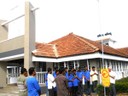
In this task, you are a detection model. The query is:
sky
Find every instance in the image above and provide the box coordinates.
[0,0,128,48]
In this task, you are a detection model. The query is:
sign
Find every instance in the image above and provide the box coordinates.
[101,69,110,87]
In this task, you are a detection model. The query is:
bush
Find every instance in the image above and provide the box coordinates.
[116,77,128,82]
[97,77,128,95]
[116,81,128,93]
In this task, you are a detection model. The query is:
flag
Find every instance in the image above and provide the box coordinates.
[101,68,110,87]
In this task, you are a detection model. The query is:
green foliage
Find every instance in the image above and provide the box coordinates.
[97,77,128,95]
[115,77,128,93]
[116,77,128,82]
[116,81,128,93]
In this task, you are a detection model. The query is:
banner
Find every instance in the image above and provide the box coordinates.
[101,69,110,87]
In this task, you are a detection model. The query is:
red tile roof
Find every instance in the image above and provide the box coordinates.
[116,47,128,56]
[33,43,57,58]
[33,33,127,58]
[76,35,126,57]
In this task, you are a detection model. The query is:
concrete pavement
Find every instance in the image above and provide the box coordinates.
[0,84,98,96]
[1,85,127,96]
[0,84,46,96]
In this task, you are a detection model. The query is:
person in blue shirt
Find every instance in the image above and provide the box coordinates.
[53,67,57,78]
[76,67,84,96]
[72,69,79,96]
[83,66,91,95]
[26,67,41,96]
[45,73,49,96]
[67,69,73,96]
[64,67,68,79]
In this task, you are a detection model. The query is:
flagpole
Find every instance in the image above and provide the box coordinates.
[97,0,106,95]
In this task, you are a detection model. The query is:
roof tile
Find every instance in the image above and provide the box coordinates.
[33,33,127,58]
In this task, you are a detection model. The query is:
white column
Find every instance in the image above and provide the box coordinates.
[121,62,123,72]
[64,62,66,68]
[12,68,14,77]
[119,62,121,72]
[77,61,80,68]
[73,61,76,69]
[116,62,118,71]
[87,59,89,70]
[105,60,107,68]
[109,61,112,68]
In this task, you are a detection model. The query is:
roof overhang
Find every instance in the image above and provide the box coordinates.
[1,52,127,62]
[32,52,128,62]
[0,54,24,61]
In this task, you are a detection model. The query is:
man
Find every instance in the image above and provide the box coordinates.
[90,66,98,93]
[53,69,59,96]
[67,69,73,96]
[55,68,69,96]
[17,67,28,96]
[108,66,116,96]
[47,67,56,96]
[64,67,68,79]
[72,69,79,96]
[26,67,41,96]
[76,67,84,96]
[83,66,91,95]
[45,72,49,96]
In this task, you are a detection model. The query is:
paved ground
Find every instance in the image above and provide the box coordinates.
[0,84,98,96]
[0,84,128,96]
[0,85,99,96]
[0,84,45,96]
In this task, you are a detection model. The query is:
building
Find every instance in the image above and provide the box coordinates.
[0,1,128,87]
[32,33,128,81]
[0,1,35,87]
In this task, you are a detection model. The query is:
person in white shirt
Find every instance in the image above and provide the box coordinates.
[108,66,116,96]
[90,66,98,93]
[47,67,56,96]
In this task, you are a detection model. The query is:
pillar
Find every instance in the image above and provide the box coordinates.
[24,1,35,70]
[0,62,7,87]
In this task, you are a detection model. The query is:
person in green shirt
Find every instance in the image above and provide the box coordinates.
[17,67,28,96]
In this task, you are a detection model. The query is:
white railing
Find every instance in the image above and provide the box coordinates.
[7,71,47,84]
[36,71,47,84]
[7,73,20,84]
[124,70,128,77]
[115,70,128,80]
[115,71,123,80]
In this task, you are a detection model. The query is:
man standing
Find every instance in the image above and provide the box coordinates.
[90,66,98,93]
[108,66,116,96]
[17,67,28,96]
[72,69,79,96]
[26,67,41,96]
[83,66,91,95]
[45,72,49,96]
[47,67,56,96]
[55,68,69,96]
[77,67,84,96]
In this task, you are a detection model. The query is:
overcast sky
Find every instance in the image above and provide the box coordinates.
[0,0,128,48]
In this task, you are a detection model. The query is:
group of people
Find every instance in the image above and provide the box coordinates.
[46,66,116,96]
[46,66,96,96]
[17,67,41,96]
[17,65,116,96]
